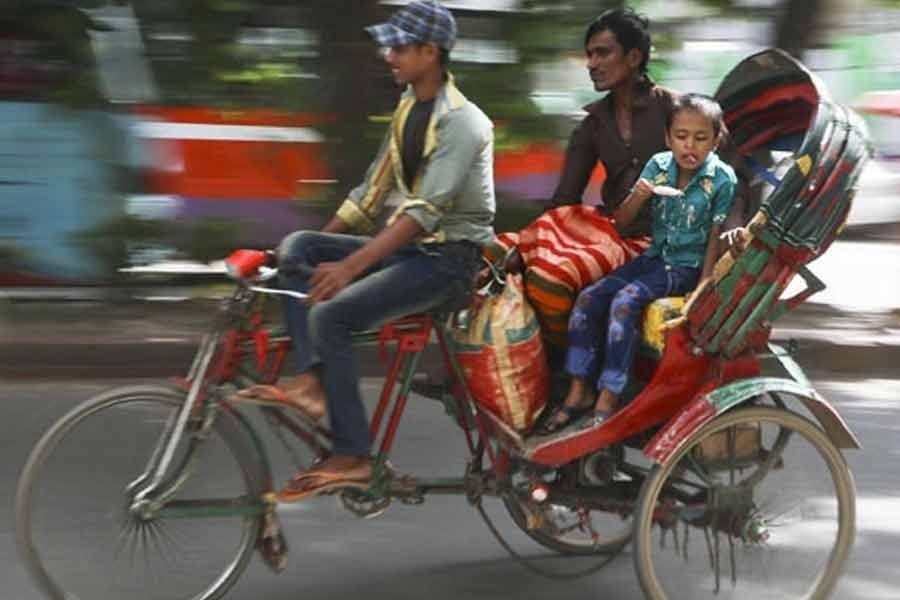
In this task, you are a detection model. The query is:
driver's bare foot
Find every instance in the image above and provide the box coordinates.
[307,455,372,479]
[276,455,373,502]
[235,372,326,419]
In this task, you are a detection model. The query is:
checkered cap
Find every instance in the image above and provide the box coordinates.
[365,1,457,51]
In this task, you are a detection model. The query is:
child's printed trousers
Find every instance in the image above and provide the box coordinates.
[565,254,700,395]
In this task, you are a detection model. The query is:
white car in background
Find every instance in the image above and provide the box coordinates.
[847,92,900,230]
[848,159,900,228]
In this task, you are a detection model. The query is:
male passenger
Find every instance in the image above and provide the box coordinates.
[549,7,680,236]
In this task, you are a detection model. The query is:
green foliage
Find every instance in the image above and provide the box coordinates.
[0,244,28,268]
[70,215,165,281]
[1,2,106,108]
[174,219,249,265]
[70,214,258,279]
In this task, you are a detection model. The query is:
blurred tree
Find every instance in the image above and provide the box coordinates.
[128,1,394,206]
[0,244,28,269]
[70,215,163,285]
[773,0,829,57]
[1,1,107,108]
[696,0,848,58]
[174,218,247,264]
[303,0,391,204]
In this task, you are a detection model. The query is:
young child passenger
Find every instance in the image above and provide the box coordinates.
[538,93,737,434]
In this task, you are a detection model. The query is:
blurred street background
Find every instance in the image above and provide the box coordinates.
[1,0,899,599]
[2,0,900,289]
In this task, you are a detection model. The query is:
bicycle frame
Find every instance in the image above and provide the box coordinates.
[126,286,278,519]
[128,326,223,513]
[123,272,516,523]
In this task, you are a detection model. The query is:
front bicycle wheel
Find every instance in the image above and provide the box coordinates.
[633,407,856,600]
[16,385,266,600]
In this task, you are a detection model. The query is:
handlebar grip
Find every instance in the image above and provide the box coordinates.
[224,249,271,279]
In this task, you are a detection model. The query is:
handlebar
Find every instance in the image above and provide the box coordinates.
[224,249,313,301]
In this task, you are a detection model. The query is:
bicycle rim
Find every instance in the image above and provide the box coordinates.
[633,407,856,600]
[16,385,265,600]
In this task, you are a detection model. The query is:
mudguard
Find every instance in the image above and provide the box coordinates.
[644,375,861,465]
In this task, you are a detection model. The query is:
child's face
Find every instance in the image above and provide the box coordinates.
[665,109,718,174]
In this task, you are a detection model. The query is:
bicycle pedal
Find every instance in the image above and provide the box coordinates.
[339,488,392,518]
[389,475,425,505]
[399,492,426,505]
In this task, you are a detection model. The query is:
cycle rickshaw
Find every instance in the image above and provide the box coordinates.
[16,48,870,600]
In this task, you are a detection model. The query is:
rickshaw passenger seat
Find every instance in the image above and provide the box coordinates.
[676,48,871,359]
[640,297,686,357]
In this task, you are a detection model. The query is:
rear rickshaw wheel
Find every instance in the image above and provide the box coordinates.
[632,407,856,600]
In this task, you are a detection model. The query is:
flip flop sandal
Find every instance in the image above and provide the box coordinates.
[276,469,371,503]
[230,385,325,420]
[535,403,593,435]
[578,409,614,431]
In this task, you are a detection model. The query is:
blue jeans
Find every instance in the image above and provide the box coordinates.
[276,231,480,456]
[565,254,700,396]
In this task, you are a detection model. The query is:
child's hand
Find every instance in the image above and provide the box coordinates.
[631,178,655,202]
[652,185,683,197]
[719,227,749,257]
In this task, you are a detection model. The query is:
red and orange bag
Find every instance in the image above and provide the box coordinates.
[452,271,549,432]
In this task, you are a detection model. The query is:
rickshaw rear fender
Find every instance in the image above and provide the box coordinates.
[644,376,861,465]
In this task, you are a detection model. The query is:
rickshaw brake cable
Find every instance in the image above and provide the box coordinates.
[473,497,622,580]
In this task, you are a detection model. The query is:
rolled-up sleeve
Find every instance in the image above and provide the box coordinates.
[336,131,395,234]
[395,110,490,233]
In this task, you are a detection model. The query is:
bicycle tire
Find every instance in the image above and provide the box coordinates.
[632,406,856,600]
[16,384,267,600]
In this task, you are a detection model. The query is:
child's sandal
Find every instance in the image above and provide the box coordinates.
[579,409,614,430]
[536,403,592,435]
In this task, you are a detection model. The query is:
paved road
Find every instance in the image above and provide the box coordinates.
[1,373,899,600]
[789,240,900,310]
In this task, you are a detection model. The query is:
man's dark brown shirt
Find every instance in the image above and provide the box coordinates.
[550,79,679,238]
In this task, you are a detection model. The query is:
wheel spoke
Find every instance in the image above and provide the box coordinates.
[502,450,640,556]
[16,386,266,600]
[634,407,856,600]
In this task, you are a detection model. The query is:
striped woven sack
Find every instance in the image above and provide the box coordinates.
[486,206,650,347]
[452,273,549,432]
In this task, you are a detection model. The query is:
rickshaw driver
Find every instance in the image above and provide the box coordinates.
[234,0,495,501]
